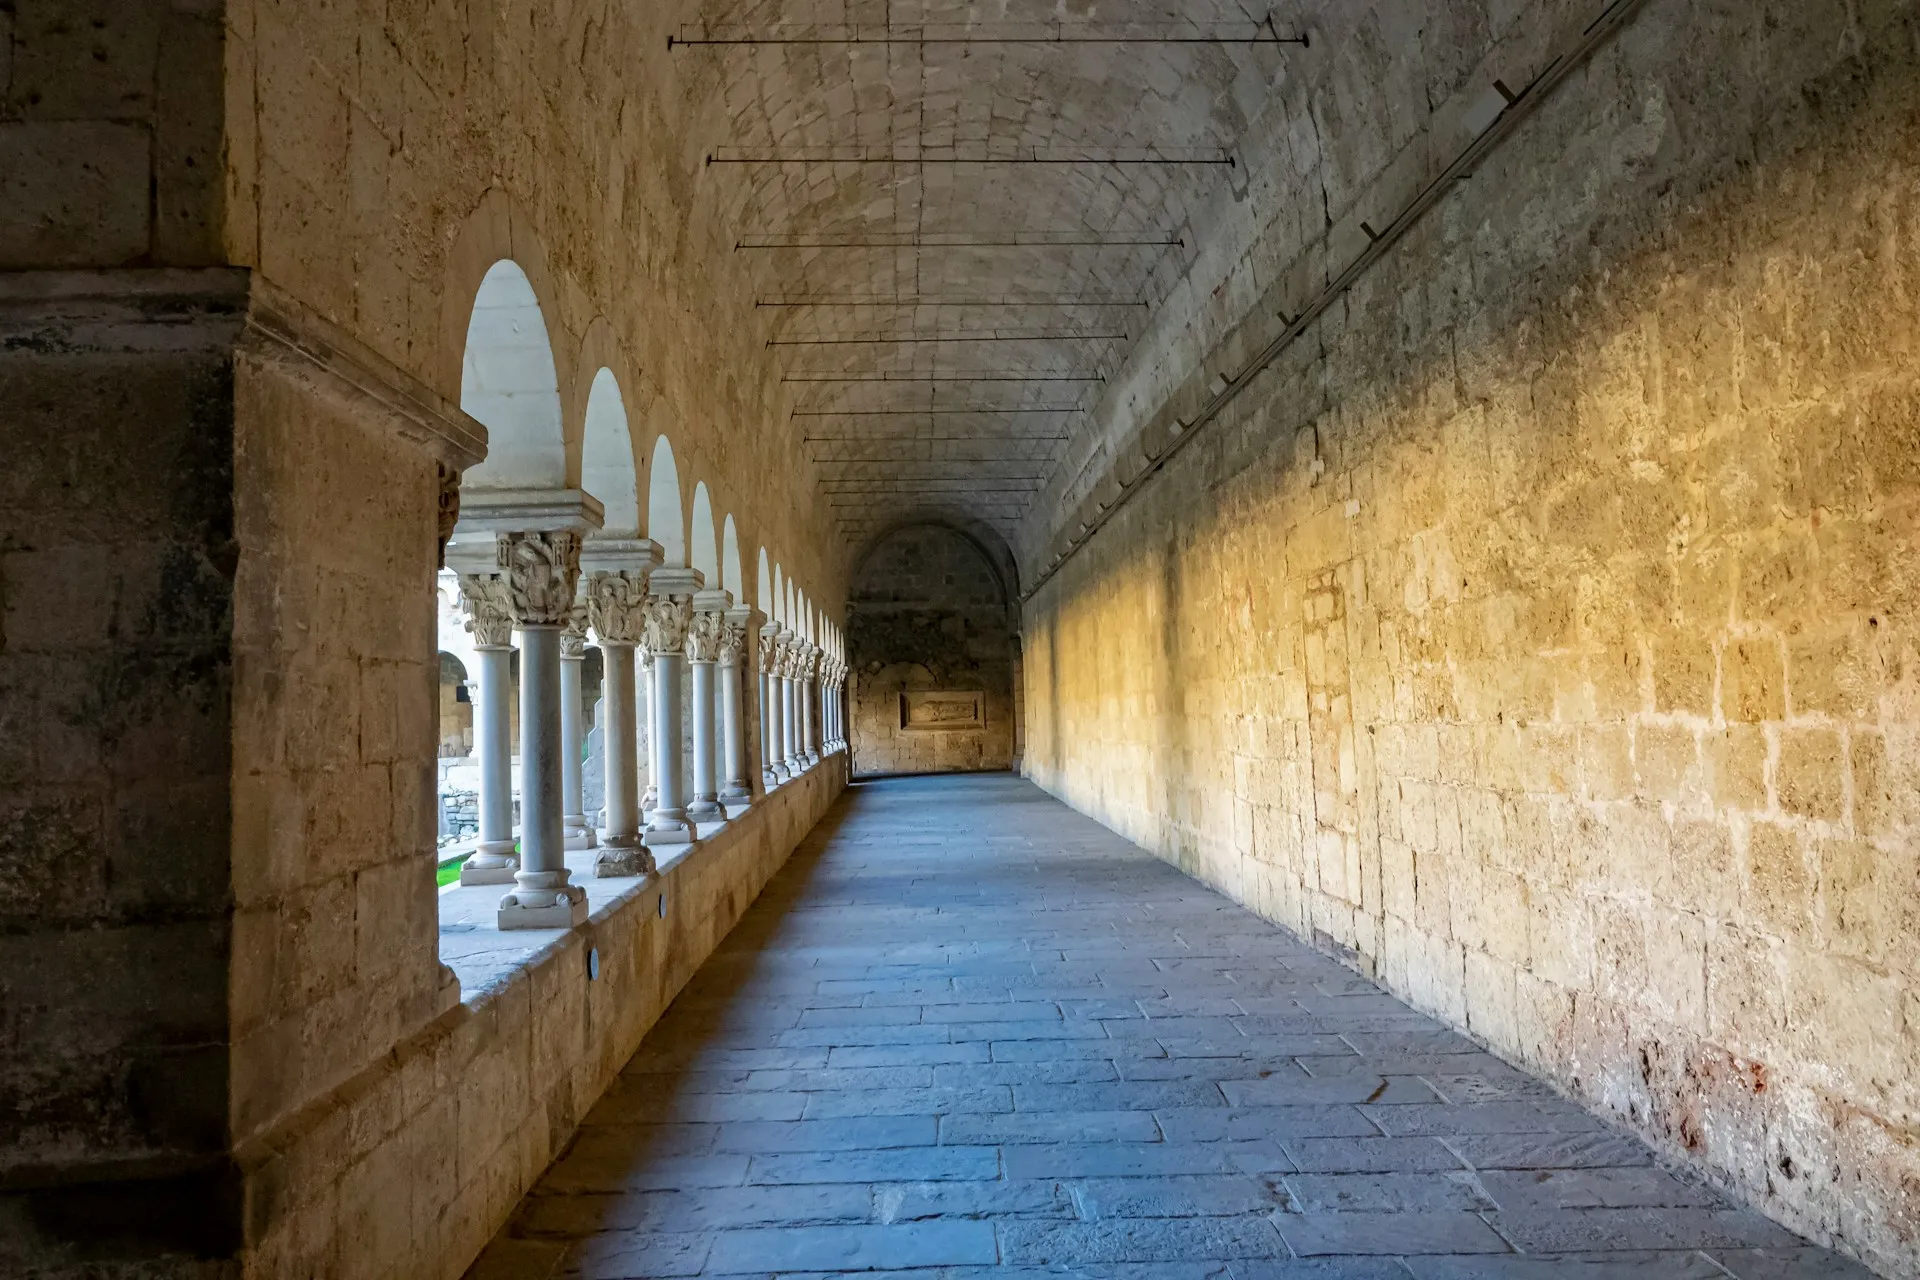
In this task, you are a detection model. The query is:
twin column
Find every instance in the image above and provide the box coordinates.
[465,531,591,929]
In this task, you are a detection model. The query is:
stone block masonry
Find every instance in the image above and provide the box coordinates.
[1019,1,1920,1274]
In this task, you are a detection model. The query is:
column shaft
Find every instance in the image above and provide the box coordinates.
[560,645,593,848]
[595,642,652,876]
[687,657,724,822]
[641,654,658,816]
[647,651,696,842]
[721,658,751,805]
[463,643,518,884]
[782,673,800,773]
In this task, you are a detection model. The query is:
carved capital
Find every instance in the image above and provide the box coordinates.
[718,618,750,667]
[586,572,648,646]
[641,594,694,656]
[436,464,461,569]
[499,530,582,627]
[560,605,589,658]
[757,630,780,672]
[458,574,515,648]
[685,610,726,663]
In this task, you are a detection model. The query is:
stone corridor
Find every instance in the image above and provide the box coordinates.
[466,775,1862,1279]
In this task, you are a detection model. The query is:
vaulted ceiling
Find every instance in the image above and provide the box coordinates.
[672,1,1305,567]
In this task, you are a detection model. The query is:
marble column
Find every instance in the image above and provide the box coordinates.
[685,608,727,825]
[498,531,589,929]
[560,607,595,850]
[457,575,518,885]
[780,631,802,775]
[834,661,846,749]
[587,571,653,877]
[719,609,758,811]
[802,644,821,765]
[825,659,840,749]
[643,591,697,844]
[640,650,657,816]
[760,626,786,786]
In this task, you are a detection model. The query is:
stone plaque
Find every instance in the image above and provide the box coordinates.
[901,690,985,731]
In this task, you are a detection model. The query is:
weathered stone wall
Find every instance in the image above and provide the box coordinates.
[226,333,460,1179]
[0,275,242,1276]
[0,1,226,269]
[1021,1,1920,1274]
[849,524,1015,777]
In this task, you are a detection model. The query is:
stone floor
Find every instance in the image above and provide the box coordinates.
[466,773,1869,1279]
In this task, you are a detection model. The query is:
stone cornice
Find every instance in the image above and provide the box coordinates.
[0,268,488,471]
[240,276,487,470]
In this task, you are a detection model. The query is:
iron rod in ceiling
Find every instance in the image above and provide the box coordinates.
[707,152,1233,166]
[737,237,1177,249]
[770,333,1126,346]
[803,434,1070,440]
[789,407,1083,416]
[758,297,1146,308]
[782,374,1100,383]
[670,25,1305,47]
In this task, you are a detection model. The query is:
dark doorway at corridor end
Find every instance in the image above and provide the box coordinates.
[847,523,1020,777]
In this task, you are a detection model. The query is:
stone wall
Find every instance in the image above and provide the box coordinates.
[0,1,225,270]
[849,524,1016,777]
[1020,1,1920,1274]
[0,272,243,1277]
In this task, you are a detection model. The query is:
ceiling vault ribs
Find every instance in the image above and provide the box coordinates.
[687,2,1305,555]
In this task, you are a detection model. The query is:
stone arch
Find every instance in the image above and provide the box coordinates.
[582,367,640,535]
[647,435,687,566]
[722,516,745,600]
[690,482,720,586]
[459,260,566,490]
[438,190,573,454]
[757,547,773,616]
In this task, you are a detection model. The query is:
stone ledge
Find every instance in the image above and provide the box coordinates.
[236,752,848,1279]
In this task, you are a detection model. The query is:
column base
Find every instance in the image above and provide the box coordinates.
[564,824,597,850]
[594,839,656,878]
[459,846,518,885]
[687,795,726,823]
[645,810,699,845]
[497,882,589,929]
[722,796,754,820]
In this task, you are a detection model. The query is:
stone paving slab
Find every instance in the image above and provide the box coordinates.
[465,774,1874,1280]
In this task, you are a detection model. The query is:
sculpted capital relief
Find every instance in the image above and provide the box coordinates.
[685,610,726,663]
[586,573,648,646]
[641,594,694,656]
[458,574,515,648]
[757,630,780,673]
[718,618,749,667]
[499,530,583,627]
[560,604,590,658]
